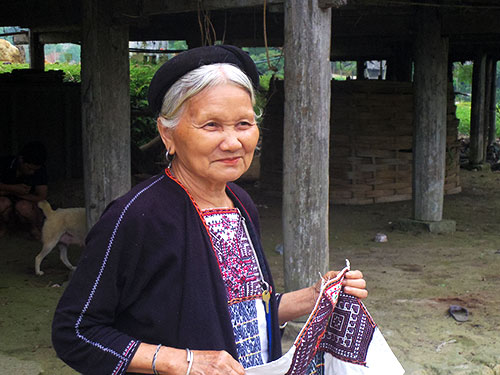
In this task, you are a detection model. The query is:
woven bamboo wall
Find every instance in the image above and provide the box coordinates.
[259,79,461,204]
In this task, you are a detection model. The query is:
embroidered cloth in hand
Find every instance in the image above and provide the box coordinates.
[245,261,405,375]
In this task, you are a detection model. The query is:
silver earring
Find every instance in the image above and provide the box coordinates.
[165,149,174,168]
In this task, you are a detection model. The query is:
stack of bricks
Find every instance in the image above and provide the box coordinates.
[330,80,461,204]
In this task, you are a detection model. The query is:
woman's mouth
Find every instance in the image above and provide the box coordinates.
[218,157,241,165]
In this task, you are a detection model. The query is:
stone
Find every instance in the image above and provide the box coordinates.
[393,218,456,233]
[493,364,500,375]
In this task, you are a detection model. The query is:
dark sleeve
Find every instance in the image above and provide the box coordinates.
[32,165,48,186]
[52,199,144,375]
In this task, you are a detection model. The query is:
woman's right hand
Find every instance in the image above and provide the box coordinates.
[185,349,245,375]
[127,344,245,375]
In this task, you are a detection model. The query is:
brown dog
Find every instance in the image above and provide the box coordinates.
[35,201,86,276]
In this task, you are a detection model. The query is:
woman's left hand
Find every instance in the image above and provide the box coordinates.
[342,270,368,299]
[314,270,368,300]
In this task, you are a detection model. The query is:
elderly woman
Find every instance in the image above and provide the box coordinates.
[52,45,367,375]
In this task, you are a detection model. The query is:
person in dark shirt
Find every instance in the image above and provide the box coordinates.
[0,141,48,239]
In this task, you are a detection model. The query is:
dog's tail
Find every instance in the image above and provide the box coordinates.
[37,200,55,218]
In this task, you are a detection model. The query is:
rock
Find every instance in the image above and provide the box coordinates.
[275,243,283,255]
[373,233,388,242]
[493,364,500,375]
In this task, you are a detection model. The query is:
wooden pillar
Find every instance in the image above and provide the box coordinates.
[356,60,366,80]
[29,31,44,70]
[82,0,131,228]
[412,8,449,222]
[387,46,412,81]
[469,52,487,166]
[484,58,494,158]
[487,59,497,146]
[283,0,331,292]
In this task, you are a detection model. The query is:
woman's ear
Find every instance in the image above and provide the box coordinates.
[157,118,175,154]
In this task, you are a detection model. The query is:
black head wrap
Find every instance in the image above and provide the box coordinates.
[147,45,260,116]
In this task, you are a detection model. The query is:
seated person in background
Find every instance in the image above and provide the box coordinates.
[0,141,48,239]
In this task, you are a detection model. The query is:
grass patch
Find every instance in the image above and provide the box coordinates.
[456,101,500,138]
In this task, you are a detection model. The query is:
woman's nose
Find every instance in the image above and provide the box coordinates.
[220,130,243,151]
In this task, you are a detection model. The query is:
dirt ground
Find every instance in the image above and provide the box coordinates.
[1,169,499,374]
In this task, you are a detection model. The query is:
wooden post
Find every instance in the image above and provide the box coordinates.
[283,0,331,292]
[356,60,366,80]
[81,0,131,228]
[412,8,448,222]
[387,47,412,81]
[29,31,44,71]
[469,52,487,166]
[487,59,497,146]
[484,58,494,159]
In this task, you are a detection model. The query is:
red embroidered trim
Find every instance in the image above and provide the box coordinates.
[164,168,224,277]
[202,207,239,216]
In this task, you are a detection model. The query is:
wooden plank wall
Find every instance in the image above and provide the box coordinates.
[0,70,82,181]
[260,79,461,204]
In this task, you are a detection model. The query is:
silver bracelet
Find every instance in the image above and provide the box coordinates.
[186,348,194,375]
[152,344,162,375]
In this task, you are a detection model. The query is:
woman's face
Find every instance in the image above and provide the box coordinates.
[159,83,259,188]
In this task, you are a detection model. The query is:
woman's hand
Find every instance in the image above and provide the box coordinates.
[342,270,368,299]
[312,270,368,302]
[127,344,245,375]
[187,350,245,375]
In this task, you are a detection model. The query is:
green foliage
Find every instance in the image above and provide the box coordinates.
[129,63,162,146]
[0,62,29,73]
[46,63,81,82]
[456,101,500,137]
[456,102,471,135]
[453,62,473,101]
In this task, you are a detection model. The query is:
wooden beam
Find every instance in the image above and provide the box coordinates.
[412,8,449,222]
[283,0,331,292]
[140,0,283,15]
[469,52,487,166]
[81,0,131,228]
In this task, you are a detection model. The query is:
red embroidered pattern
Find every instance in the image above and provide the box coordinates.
[202,209,263,305]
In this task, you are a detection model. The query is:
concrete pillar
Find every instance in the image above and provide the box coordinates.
[469,52,487,166]
[412,8,449,223]
[283,0,331,292]
[81,0,131,228]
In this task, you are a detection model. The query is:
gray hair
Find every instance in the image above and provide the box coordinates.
[158,63,258,129]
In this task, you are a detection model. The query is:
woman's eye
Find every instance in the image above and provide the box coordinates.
[238,121,254,127]
[202,122,218,129]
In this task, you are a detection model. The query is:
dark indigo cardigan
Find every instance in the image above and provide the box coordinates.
[52,171,282,375]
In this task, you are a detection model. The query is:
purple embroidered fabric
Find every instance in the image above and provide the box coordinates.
[319,291,376,366]
[202,209,263,304]
[285,272,345,375]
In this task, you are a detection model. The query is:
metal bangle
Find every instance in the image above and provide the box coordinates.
[186,348,194,375]
[152,343,162,375]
